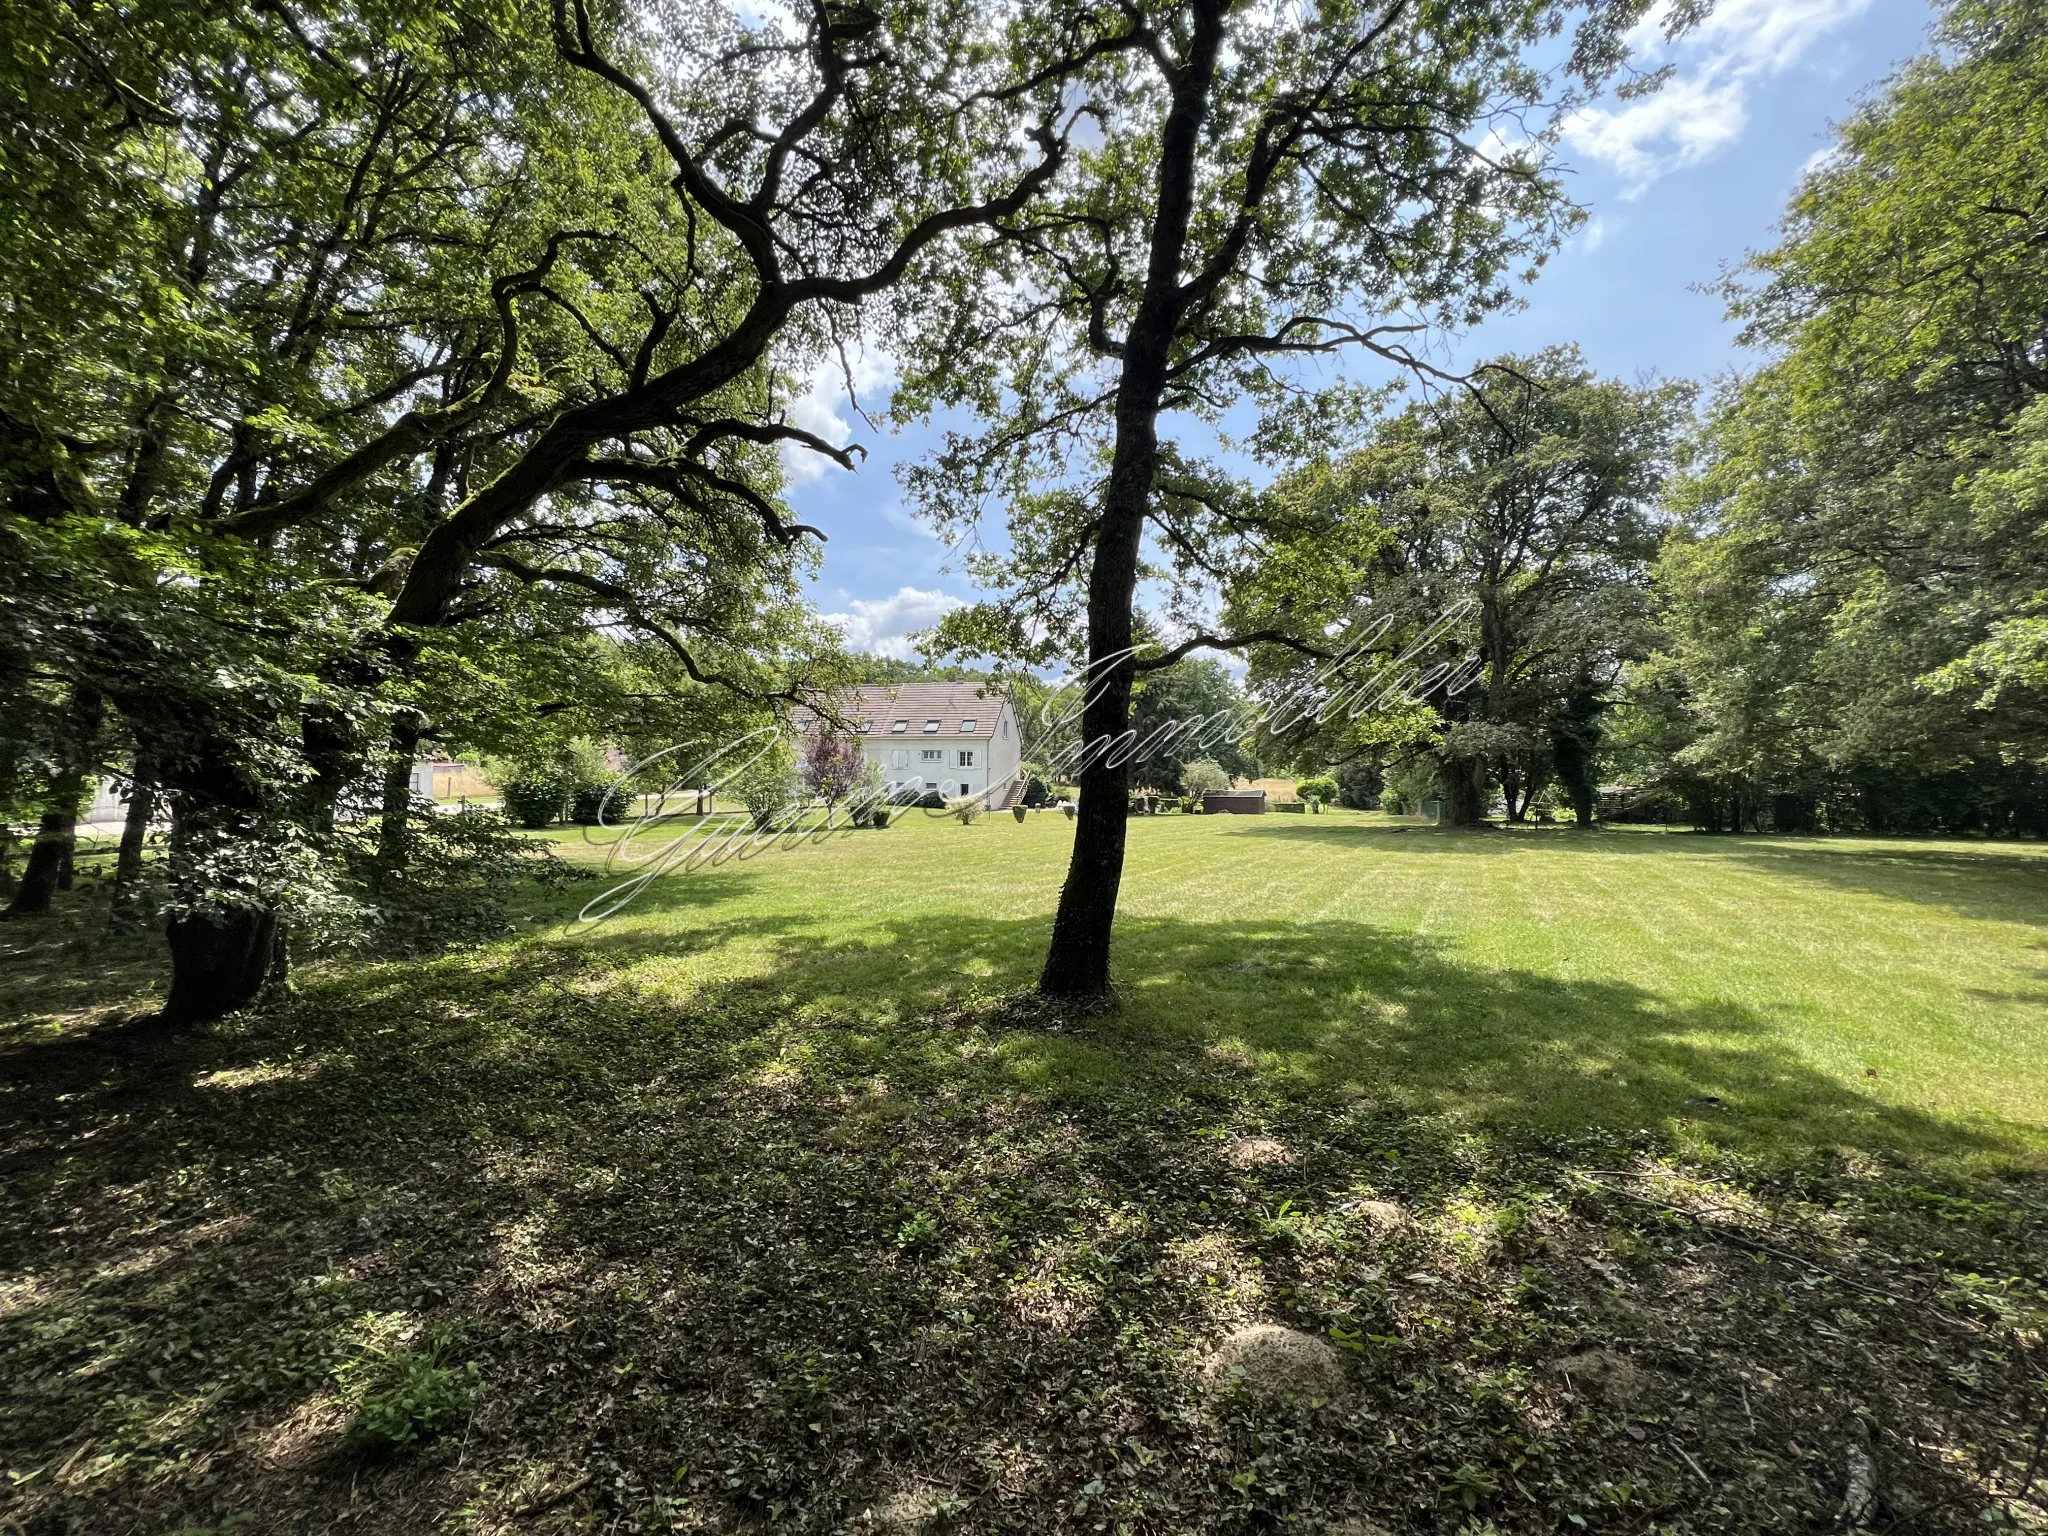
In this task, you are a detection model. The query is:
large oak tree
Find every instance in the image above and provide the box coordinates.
[900,0,1687,994]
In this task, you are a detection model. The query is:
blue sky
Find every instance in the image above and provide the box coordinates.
[785,0,1936,659]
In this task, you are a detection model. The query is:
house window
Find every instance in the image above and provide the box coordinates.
[959,718,977,733]
[856,718,870,732]
[957,749,976,768]
[920,748,942,763]
[923,718,941,733]
[891,750,908,768]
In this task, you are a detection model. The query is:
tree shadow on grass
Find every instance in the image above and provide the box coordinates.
[557,908,2035,1170]
[1229,818,2048,932]
[1,906,2042,1534]
[1220,819,1818,870]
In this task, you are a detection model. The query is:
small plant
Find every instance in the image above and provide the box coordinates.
[1445,1463,1500,1512]
[343,1327,480,1454]
[1253,1197,1307,1246]
[952,800,981,825]
[895,1210,940,1255]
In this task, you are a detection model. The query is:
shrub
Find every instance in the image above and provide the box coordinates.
[1334,760,1383,809]
[1021,777,1052,808]
[725,739,803,830]
[570,778,626,825]
[953,800,981,825]
[1296,775,1338,807]
[499,775,569,829]
[1180,759,1230,796]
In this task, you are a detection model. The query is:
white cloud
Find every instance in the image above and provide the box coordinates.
[1582,215,1610,252]
[821,585,964,659]
[779,351,897,485]
[1564,0,1870,192]
[1795,143,1846,181]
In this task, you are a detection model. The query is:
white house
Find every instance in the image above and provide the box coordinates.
[802,682,1023,807]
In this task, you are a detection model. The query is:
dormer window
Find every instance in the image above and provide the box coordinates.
[958,718,977,734]
[856,718,870,732]
[890,719,908,734]
[923,718,941,733]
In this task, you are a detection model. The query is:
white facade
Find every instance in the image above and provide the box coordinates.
[822,684,1023,807]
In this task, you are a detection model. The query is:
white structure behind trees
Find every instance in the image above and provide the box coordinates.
[799,683,1023,807]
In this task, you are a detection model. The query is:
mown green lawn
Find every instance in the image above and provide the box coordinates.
[3,812,2045,1533]
[536,807,2048,1171]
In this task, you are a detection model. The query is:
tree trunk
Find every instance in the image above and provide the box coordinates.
[6,807,80,915]
[1501,764,1527,822]
[162,905,280,1024]
[154,737,280,1025]
[1036,0,1226,999]
[3,686,102,917]
[1436,754,1490,827]
[377,717,423,865]
[1547,694,1601,828]
[108,769,158,924]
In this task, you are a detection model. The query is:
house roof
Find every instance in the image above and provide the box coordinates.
[795,682,1012,740]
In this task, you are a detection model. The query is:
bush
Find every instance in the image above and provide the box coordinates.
[1021,776,1052,808]
[1335,760,1383,809]
[569,778,627,825]
[952,800,981,825]
[499,775,569,829]
[1296,775,1338,808]
[725,739,803,830]
[1180,759,1230,796]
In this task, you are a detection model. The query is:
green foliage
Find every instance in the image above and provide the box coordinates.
[499,776,570,830]
[341,1326,480,1455]
[570,779,626,826]
[1179,759,1230,796]
[1238,347,1686,827]
[340,800,580,955]
[1333,760,1384,810]
[1128,660,1259,793]
[725,736,802,831]
[1296,776,1338,806]
[2,0,1063,1009]
[1649,0,2048,823]
[1382,758,1440,816]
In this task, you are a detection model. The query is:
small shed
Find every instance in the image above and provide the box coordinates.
[1202,789,1268,815]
